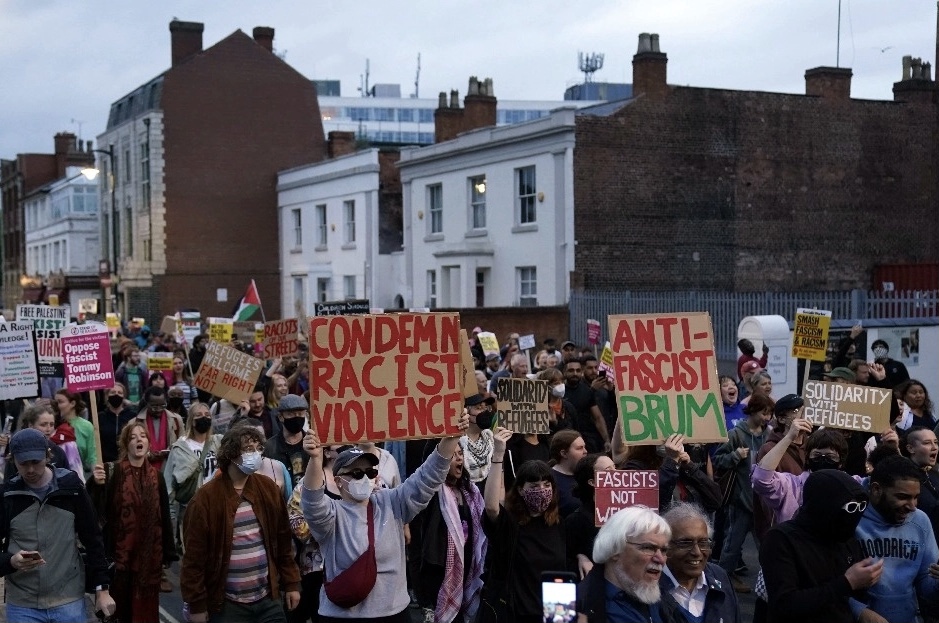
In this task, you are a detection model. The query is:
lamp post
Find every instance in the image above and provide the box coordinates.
[81,145,116,318]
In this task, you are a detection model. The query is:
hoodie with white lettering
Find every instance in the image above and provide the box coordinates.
[852,505,939,622]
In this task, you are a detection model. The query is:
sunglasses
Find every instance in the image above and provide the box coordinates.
[339,468,378,481]
[841,500,868,514]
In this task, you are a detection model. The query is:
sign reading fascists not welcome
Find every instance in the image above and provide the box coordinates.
[802,380,892,433]
[494,378,549,434]
[310,313,464,444]
[61,322,115,393]
[594,470,660,525]
[193,340,264,404]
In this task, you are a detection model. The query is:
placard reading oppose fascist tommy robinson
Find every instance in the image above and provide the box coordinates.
[802,380,892,433]
[61,322,115,393]
[608,312,726,444]
[494,378,550,434]
[309,313,464,444]
[193,340,264,404]
[594,470,659,525]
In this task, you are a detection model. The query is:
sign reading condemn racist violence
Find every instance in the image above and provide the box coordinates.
[193,340,264,404]
[0,322,40,400]
[17,304,70,378]
[262,318,299,359]
[310,313,463,444]
[791,308,832,361]
[494,378,550,434]
[802,380,892,433]
[594,470,659,525]
[608,313,725,444]
[61,322,115,393]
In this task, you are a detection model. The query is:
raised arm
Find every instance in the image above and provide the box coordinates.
[758,418,811,472]
[485,427,513,521]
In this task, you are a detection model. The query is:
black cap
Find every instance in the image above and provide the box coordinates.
[332,448,379,475]
[465,393,495,407]
[774,394,804,414]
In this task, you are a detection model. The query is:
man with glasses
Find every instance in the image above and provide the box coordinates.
[659,502,739,623]
[576,506,673,622]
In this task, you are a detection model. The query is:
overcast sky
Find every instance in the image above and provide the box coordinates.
[2,0,937,156]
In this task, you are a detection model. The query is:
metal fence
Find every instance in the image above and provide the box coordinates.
[569,289,939,361]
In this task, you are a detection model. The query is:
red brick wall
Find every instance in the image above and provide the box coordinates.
[160,30,326,319]
[573,86,939,292]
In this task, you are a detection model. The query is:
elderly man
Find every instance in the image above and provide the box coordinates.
[576,506,675,622]
[660,503,739,623]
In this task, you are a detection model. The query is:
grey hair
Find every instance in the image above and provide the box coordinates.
[663,501,713,537]
[749,371,772,386]
[592,506,671,564]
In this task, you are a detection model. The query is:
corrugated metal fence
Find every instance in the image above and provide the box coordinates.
[569,289,939,360]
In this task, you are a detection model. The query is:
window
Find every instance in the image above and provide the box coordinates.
[291,209,302,248]
[316,278,330,302]
[428,184,443,234]
[140,142,150,208]
[475,269,486,307]
[114,211,121,262]
[397,109,414,122]
[517,166,536,224]
[315,204,327,247]
[343,275,356,300]
[293,277,305,314]
[518,267,537,307]
[469,176,486,229]
[427,270,437,308]
[125,206,133,257]
[123,148,131,185]
[343,200,355,244]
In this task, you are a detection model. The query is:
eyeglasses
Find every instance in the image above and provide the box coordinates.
[148,404,166,411]
[669,538,714,552]
[625,541,669,557]
[841,500,868,514]
[809,452,840,461]
[339,467,378,481]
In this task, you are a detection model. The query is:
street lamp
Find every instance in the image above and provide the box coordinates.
[81,144,116,316]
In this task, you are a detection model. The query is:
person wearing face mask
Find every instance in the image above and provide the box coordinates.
[99,384,136,463]
[459,393,497,487]
[181,424,302,623]
[537,368,574,434]
[869,339,911,390]
[135,386,184,470]
[759,469,880,623]
[164,401,222,554]
[481,427,567,623]
[299,410,469,621]
[264,394,312,489]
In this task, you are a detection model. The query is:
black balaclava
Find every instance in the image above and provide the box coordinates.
[794,469,868,541]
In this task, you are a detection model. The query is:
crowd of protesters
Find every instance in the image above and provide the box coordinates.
[0,319,936,623]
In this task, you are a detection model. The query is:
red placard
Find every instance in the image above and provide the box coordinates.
[61,322,115,393]
[594,470,659,526]
[586,319,601,345]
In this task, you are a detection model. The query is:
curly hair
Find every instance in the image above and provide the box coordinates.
[217,421,265,471]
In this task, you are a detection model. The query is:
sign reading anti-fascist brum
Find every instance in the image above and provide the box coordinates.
[802,380,892,433]
[310,313,464,444]
[193,340,264,404]
[608,313,726,444]
[791,308,832,361]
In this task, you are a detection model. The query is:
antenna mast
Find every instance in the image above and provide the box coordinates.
[836,0,842,67]
[413,53,421,99]
[358,58,371,97]
[578,52,605,85]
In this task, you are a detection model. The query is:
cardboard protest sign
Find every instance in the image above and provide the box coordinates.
[608,313,725,444]
[160,315,180,338]
[587,319,602,345]
[146,351,174,385]
[460,329,478,398]
[476,332,500,357]
[309,313,463,444]
[494,378,550,434]
[314,300,371,316]
[193,340,264,404]
[254,323,264,345]
[262,318,299,359]
[802,380,892,433]
[16,304,70,378]
[518,334,536,351]
[0,322,40,400]
[791,308,832,361]
[178,311,201,346]
[594,470,660,525]
[61,322,115,392]
[208,317,234,343]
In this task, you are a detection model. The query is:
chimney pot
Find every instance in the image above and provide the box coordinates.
[438,92,447,108]
[449,89,459,108]
[650,33,660,53]
[924,61,932,81]
[468,76,479,96]
[252,26,275,52]
[484,77,494,96]
[637,33,652,53]
[632,34,668,99]
[169,20,204,67]
[903,55,913,80]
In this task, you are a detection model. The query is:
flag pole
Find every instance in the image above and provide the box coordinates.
[254,279,267,323]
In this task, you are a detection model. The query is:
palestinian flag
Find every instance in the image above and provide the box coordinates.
[231,280,261,321]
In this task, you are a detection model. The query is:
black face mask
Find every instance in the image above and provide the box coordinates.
[807,456,840,472]
[473,411,493,431]
[193,418,212,434]
[167,398,185,413]
[107,395,124,408]
[282,416,306,435]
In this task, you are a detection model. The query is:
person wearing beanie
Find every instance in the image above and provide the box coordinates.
[760,469,880,623]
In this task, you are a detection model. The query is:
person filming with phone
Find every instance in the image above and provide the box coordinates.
[0,428,116,622]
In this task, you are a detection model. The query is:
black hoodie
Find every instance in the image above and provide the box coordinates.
[760,470,869,623]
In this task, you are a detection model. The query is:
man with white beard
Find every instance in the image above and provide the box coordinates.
[576,506,676,622]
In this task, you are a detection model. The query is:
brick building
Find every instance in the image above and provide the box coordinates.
[1,133,95,312]
[573,33,939,292]
[95,20,325,323]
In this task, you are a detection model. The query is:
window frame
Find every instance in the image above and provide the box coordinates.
[469,176,486,230]
[428,184,443,235]
[518,266,537,307]
[516,166,537,225]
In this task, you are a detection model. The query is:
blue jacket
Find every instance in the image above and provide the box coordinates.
[577,564,678,623]
[660,562,739,623]
[853,505,939,622]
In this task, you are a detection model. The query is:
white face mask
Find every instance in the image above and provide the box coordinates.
[237,451,262,475]
[343,475,373,501]
[551,384,566,398]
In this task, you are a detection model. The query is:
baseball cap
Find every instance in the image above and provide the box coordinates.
[774,394,804,414]
[332,448,379,475]
[465,393,496,407]
[278,394,309,412]
[561,340,576,349]
[740,361,762,375]
[10,428,49,463]
[824,367,856,382]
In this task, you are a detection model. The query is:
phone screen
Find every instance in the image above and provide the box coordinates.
[542,573,577,623]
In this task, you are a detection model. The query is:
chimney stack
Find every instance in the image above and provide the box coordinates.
[632,33,668,99]
[892,54,936,104]
[434,78,496,143]
[253,26,274,52]
[53,132,77,158]
[327,131,356,158]
[170,20,204,67]
[804,66,853,100]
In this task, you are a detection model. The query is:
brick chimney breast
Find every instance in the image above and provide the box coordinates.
[632,33,668,99]
[253,26,275,52]
[170,20,204,67]
[805,66,853,100]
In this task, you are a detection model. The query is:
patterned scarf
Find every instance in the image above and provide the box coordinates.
[110,460,163,590]
[436,478,487,623]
